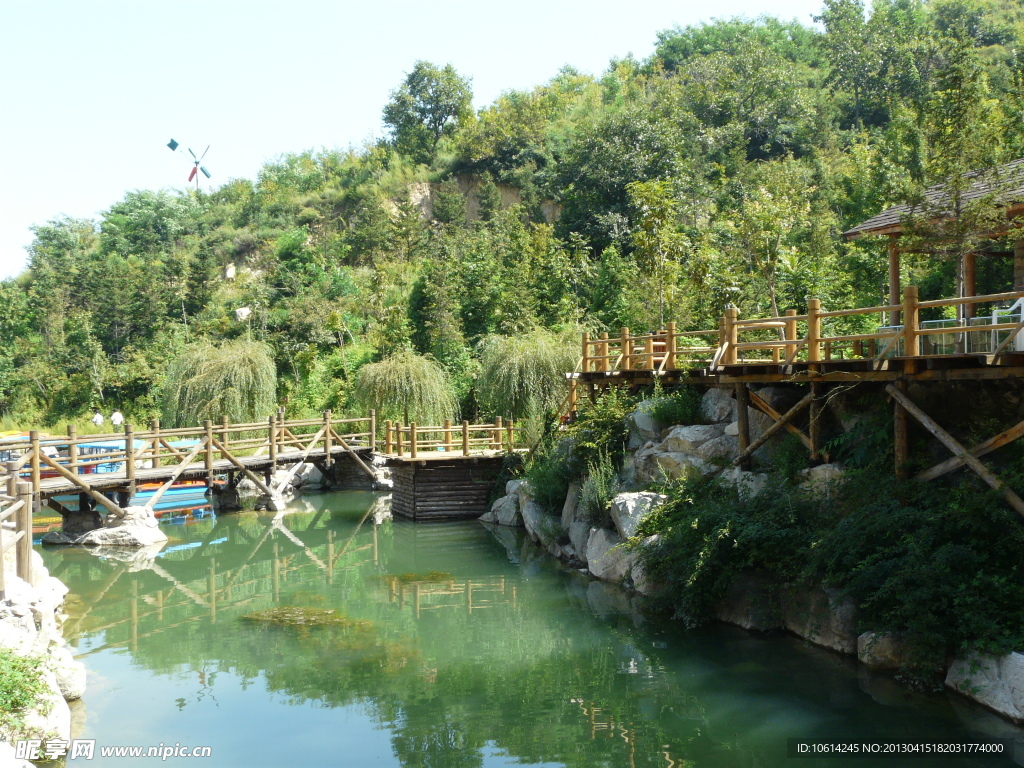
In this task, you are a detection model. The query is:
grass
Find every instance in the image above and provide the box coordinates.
[0,649,51,739]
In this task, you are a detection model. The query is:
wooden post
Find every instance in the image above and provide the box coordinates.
[29,431,40,506]
[809,382,822,463]
[621,328,631,371]
[385,421,393,453]
[149,419,160,469]
[462,421,470,456]
[784,309,797,357]
[964,252,977,321]
[7,461,18,500]
[643,335,654,370]
[204,420,214,483]
[67,425,79,475]
[903,286,920,358]
[724,307,739,365]
[16,481,32,583]
[666,321,677,370]
[443,419,452,452]
[599,332,609,372]
[369,409,376,452]
[735,384,751,470]
[396,423,404,457]
[581,331,591,373]
[506,419,514,451]
[806,299,822,363]
[493,417,502,450]
[124,423,135,492]
[888,235,901,327]
[410,423,418,459]
[323,410,333,467]
[569,379,578,415]
[269,416,278,462]
[1015,239,1024,290]
[894,380,909,480]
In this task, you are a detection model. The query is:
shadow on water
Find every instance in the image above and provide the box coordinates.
[40,490,1024,768]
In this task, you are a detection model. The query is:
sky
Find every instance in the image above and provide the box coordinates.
[0,0,825,280]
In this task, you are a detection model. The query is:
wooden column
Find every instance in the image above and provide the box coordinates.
[903,286,920,358]
[1015,239,1024,289]
[385,421,393,453]
[599,333,609,372]
[268,416,278,462]
[369,409,377,451]
[149,419,160,469]
[409,423,418,459]
[67,425,79,475]
[888,235,901,327]
[724,307,739,365]
[443,419,453,452]
[666,321,677,370]
[323,410,333,467]
[735,384,751,471]
[807,299,822,363]
[785,309,797,361]
[894,380,909,480]
[581,332,591,373]
[621,328,631,371]
[124,423,135,493]
[16,481,32,583]
[494,417,502,450]
[29,431,40,508]
[462,421,470,456]
[963,252,977,321]
[204,420,214,483]
[506,419,514,450]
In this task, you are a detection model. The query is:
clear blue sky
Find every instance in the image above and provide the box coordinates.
[0,0,825,279]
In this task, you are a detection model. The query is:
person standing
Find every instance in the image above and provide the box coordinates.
[91,408,104,428]
[111,409,124,431]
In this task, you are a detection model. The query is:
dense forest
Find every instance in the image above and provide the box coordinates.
[3,0,1024,430]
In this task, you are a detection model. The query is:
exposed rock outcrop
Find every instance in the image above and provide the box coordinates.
[946,652,1024,723]
[608,492,666,540]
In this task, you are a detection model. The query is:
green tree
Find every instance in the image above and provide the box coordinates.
[355,350,457,424]
[383,61,473,165]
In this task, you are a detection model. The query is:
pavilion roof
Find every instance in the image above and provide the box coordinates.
[843,158,1024,239]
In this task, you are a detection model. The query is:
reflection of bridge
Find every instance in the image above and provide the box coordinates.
[384,574,516,619]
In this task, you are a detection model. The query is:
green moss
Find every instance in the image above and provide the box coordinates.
[240,607,373,630]
[0,649,51,738]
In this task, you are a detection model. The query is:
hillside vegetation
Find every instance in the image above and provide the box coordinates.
[3,0,1024,428]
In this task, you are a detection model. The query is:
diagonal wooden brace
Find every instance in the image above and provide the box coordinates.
[915,418,1024,482]
[733,392,814,467]
[886,384,1024,517]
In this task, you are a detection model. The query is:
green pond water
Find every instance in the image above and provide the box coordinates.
[39,491,1024,767]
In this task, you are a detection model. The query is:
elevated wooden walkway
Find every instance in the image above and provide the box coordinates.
[566,286,1024,516]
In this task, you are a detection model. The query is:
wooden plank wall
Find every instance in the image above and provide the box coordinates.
[391,459,503,521]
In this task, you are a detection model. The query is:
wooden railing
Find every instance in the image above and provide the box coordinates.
[382,419,519,458]
[0,471,32,597]
[0,410,380,515]
[578,287,1024,374]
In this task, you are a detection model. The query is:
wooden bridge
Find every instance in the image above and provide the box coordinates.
[568,286,1024,515]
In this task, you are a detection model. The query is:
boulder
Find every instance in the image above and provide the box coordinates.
[608,492,666,540]
[782,585,857,654]
[629,400,663,442]
[505,479,525,497]
[714,571,782,631]
[695,434,739,462]
[717,467,769,500]
[858,632,910,670]
[634,447,716,485]
[561,482,580,531]
[480,494,521,527]
[946,652,1024,723]
[657,424,725,453]
[587,528,637,583]
[630,535,661,595]
[724,421,740,437]
[798,464,846,498]
[51,645,86,701]
[295,463,328,488]
[701,387,735,423]
[568,521,591,564]
[520,501,561,548]
[77,506,168,548]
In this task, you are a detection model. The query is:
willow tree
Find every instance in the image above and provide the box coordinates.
[355,350,457,424]
[161,340,276,427]
[476,328,578,422]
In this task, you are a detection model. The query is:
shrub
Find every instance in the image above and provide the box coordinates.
[0,649,50,738]
[647,383,702,427]
[355,350,458,425]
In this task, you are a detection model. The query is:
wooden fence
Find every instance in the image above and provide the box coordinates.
[0,475,32,597]
[382,419,519,459]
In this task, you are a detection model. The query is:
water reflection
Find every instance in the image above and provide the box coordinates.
[40,491,1024,768]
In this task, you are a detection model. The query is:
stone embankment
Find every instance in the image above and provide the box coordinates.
[480,385,1024,724]
[0,546,87,766]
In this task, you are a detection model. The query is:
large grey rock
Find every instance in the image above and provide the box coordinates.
[568,521,591,564]
[695,434,739,462]
[609,492,666,540]
[51,645,86,701]
[561,482,580,531]
[634,445,716,484]
[630,535,661,595]
[717,467,769,500]
[520,501,561,548]
[714,571,782,631]
[946,652,1024,723]
[629,400,663,442]
[798,464,846,498]
[505,479,525,496]
[587,528,637,583]
[724,421,740,436]
[480,494,522,527]
[701,387,735,423]
[78,506,168,547]
[782,585,857,654]
[858,632,910,670]
[658,424,725,453]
